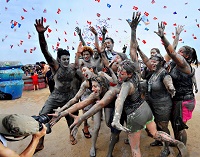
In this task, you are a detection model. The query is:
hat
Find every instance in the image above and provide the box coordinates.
[0,114,39,136]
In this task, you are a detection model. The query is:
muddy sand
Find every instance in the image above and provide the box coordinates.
[0,67,200,157]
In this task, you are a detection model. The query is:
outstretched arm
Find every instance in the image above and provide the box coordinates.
[112,82,132,132]
[75,27,86,46]
[70,87,119,136]
[34,17,58,71]
[49,92,98,127]
[0,124,46,157]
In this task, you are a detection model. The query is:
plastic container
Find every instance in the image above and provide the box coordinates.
[0,80,24,99]
[0,68,24,81]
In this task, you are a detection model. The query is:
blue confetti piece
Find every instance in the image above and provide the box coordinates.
[18,23,21,28]
[120,4,123,8]
[144,27,149,31]
[107,3,111,8]
[173,11,177,14]
[11,23,15,28]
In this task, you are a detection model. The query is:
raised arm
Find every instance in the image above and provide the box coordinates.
[89,26,99,49]
[34,17,58,71]
[101,26,107,44]
[75,42,83,69]
[165,25,184,62]
[75,27,86,46]
[127,12,141,63]
[137,46,152,70]
[154,22,187,69]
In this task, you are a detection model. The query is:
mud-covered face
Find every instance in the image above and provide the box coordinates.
[117,66,129,83]
[105,39,114,51]
[92,81,102,95]
[81,67,93,79]
[82,51,91,62]
[150,49,158,57]
[60,55,70,67]
[113,54,122,64]
[150,58,161,71]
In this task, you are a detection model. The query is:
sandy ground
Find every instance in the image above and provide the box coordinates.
[0,67,200,157]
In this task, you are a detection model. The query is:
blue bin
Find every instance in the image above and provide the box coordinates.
[0,68,24,81]
[0,80,24,99]
[0,61,24,99]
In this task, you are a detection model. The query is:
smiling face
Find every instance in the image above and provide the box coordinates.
[82,51,91,62]
[60,55,70,68]
[150,57,162,71]
[81,67,93,79]
[92,81,102,95]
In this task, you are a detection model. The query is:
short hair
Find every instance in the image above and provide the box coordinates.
[40,61,46,64]
[57,48,70,59]
[105,37,114,44]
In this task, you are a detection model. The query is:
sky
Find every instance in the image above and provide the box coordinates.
[0,0,200,65]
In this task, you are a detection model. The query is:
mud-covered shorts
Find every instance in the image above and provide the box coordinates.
[127,101,154,133]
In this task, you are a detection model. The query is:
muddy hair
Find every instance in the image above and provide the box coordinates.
[86,65,98,75]
[91,75,109,95]
[81,46,94,56]
[116,52,128,61]
[150,53,166,67]
[119,59,137,75]
[57,48,70,61]
[183,46,198,67]
[151,48,160,54]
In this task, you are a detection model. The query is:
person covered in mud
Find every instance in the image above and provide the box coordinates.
[110,59,188,157]
[75,26,104,73]
[49,74,120,157]
[49,43,126,157]
[34,17,82,153]
[154,21,198,151]
[137,47,176,156]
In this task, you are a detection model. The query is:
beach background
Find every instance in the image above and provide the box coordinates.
[0,66,199,157]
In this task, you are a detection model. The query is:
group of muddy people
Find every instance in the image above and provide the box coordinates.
[33,12,198,157]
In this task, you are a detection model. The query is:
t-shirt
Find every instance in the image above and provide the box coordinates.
[0,134,7,147]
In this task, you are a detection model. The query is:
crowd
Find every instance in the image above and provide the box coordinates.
[0,12,198,157]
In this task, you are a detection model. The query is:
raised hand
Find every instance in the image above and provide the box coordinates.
[101,26,107,35]
[111,121,131,133]
[75,27,81,35]
[126,12,142,30]
[154,22,165,38]
[175,25,184,35]
[89,26,97,35]
[34,17,49,33]
[77,42,83,54]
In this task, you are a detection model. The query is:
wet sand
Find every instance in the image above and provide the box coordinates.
[0,67,200,157]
